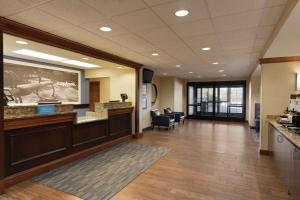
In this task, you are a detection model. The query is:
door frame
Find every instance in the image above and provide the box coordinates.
[187,80,246,121]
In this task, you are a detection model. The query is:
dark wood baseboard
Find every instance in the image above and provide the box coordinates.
[3,135,131,189]
[133,132,143,139]
[0,180,4,194]
[259,149,273,156]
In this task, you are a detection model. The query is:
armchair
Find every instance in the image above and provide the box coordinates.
[151,109,175,130]
[164,107,185,125]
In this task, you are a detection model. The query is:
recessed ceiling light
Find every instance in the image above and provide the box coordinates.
[13,49,67,61]
[162,73,167,76]
[218,69,224,73]
[117,66,123,69]
[202,47,211,51]
[212,62,219,65]
[176,65,181,68]
[82,57,89,60]
[189,71,193,74]
[152,53,159,56]
[61,60,98,68]
[175,10,189,17]
[100,26,112,32]
[16,40,28,45]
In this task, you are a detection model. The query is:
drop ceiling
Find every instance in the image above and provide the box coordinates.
[1,0,289,79]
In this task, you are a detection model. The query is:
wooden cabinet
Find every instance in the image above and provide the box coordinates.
[269,124,300,200]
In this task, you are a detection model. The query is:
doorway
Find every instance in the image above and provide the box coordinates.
[187,81,246,121]
[89,81,100,111]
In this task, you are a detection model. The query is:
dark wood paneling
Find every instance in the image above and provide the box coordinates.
[5,122,72,175]
[72,120,108,150]
[259,56,300,64]
[4,113,76,131]
[135,68,140,136]
[0,28,4,194]
[4,135,131,188]
[109,113,131,137]
[73,104,89,109]
[0,17,143,69]
[108,107,134,116]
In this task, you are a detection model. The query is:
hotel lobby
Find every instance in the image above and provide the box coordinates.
[0,0,300,200]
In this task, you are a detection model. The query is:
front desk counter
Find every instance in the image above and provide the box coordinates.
[3,107,134,185]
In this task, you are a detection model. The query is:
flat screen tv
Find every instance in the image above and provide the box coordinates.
[143,68,154,83]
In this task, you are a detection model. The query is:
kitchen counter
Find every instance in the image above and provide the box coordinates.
[268,116,300,149]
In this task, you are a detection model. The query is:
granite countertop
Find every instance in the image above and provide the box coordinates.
[268,116,300,149]
[4,111,76,120]
[75,117,108,124]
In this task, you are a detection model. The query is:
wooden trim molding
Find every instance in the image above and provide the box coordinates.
[0,30,4,194]
[4,113,76,131]
[259,56,300,64]
[133,132,143,139]
[135,68,140,136]
[4,135,131,188]
[108,107,134,116]
[0,17,143,69]
[259,149,273,156]
[73,104,89,109]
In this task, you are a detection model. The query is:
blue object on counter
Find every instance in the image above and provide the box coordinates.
[37,104,56,115]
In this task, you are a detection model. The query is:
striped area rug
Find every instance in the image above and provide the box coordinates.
[32,142,169,200]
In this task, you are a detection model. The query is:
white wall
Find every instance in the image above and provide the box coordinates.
[248,65,261,127]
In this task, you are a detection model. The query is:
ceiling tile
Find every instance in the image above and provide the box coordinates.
[151,38,187,51]
[220,39,254,51]
[135,26,179,42]
[38,0,104,25]
[213,10,263,32]
[256,25,275,39]
[207,0,265,17]
[82,0,147,18]
[259,5,285,26]
[18,0,53,6]
[171,19,215,38]
[9,8,73,32]
[152,0,210,25]
[143,0,175,6]
[184,34,219,48]
[221,48,253,56]
[217,27,257,43]
[264,0,288,7]
[112,8,164,32]
[80,19,129,38]
[0,0,29,16]
[110,33,156,53]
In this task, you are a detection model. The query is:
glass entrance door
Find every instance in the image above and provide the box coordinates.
[187,81,246,120]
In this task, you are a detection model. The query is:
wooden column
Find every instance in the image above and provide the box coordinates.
[0,30,4,194]
[134,68,142,138]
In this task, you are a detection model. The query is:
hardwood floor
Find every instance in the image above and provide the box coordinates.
[0,120,292,200]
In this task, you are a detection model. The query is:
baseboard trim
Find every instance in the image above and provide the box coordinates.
[133,132,143,139]
[142,126,152,131]
[3,135,131,189]
[0,180,4,195]
[259,149,273,156]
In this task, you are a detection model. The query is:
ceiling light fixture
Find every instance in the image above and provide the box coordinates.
[61,60,98,68]
[202,47,211,51]
[100,26,112,32]
[218,69,224,73]
[117,66,123,69]
[212,62,219,65]
[152,53,159,56]
[162,73,167,76]
[189,71,193,74]
[13,49,67,61]
[175,10,189,17]
[82,57,89,60]
[16,40,28,45]
[176,65,181,68]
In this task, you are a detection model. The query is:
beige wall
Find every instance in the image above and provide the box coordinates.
[260,61,300,150]
[85,68,136,104]
[174,78,184,112]
[248,65,261,127]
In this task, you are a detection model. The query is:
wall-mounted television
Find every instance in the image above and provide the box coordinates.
[143,68,154,83]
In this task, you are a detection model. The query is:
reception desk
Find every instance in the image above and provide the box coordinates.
[3,106,133,189]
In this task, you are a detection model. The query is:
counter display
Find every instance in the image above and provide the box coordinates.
[2,105,134,189]
[268,116,300,200]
